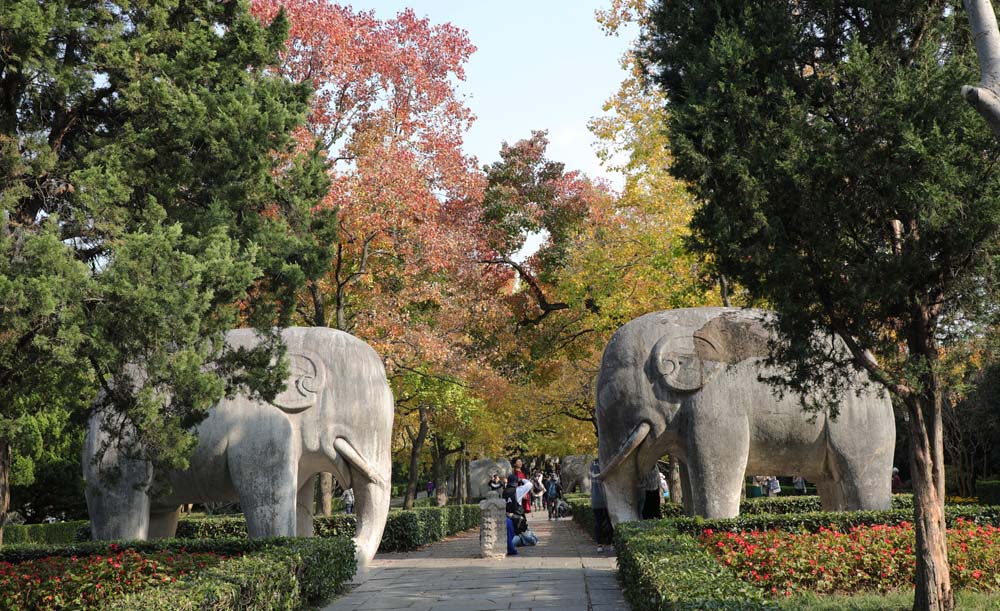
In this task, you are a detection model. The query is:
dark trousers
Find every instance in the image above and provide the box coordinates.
[641,490,662,519]
[592,507,613,545]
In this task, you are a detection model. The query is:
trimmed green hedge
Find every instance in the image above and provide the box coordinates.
[101,537,355,611]
[666,504,1000,536]
[739,493,914,514]
[570,495,1000,611]
[977,480,1000,505]
[615,521,777,611]
[72,504,480,554]
[3,520,87,545]
[0,536,355,610]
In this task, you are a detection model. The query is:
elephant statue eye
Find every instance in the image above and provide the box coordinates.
[661,359,678,375]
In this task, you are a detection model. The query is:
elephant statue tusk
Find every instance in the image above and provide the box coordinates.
[597,421,651,481]
[334,437,387,487]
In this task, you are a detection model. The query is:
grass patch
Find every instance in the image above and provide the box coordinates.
[780,590,1000,610]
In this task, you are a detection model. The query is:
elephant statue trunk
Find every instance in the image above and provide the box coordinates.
[596,307,894,525]
[84,327,394,565]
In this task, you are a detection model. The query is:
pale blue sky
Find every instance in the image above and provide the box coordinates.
[352,1,636,187]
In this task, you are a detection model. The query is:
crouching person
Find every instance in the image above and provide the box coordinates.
[503,474,537,555]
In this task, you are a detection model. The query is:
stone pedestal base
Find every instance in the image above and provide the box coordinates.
[479,493,507,559]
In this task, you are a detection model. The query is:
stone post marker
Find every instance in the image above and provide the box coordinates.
[479,491,507,559]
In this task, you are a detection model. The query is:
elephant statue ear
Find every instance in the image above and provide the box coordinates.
[652,335,727,393]
[270,351,326,414]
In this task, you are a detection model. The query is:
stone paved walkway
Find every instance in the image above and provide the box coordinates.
[322,516,631,611]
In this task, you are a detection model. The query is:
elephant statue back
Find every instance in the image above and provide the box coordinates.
[559,455,595,494]
[595,307,895,524]
[84,327,395,564]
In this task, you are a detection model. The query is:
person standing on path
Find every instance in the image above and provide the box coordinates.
[590,459,613,552]
[545,473,562,520]
[342,488,355,514]
[640,467,662,519]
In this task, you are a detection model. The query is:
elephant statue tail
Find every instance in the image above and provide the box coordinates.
[597,421,651,481]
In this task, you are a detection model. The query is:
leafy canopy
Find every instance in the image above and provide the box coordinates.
[641,1,1000,403]
[1,0,329,476]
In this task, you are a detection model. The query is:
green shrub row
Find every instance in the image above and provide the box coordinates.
[977,480,1000,505]
[0,536,355,611]
[571,495,1000,611]
[3,520,88,545]
[105,537,354,611]
[614,520,777,611]
[72,504,480,554]
[666,504,1000,536]
[381,505,480,552]
[739,493,914,514]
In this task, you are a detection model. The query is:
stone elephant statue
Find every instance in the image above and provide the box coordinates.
[83,327,394,564]
[595,307,894,525]
[559,455,594,494]
[467,458,511,499]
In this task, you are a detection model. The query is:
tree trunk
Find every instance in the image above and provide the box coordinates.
[666,455,683,506]
[955,450,975,499]
[0,439,9,547]
[719,274,732,306]
[431,438,449,507]
[908,390,954,611]
[403,407,429,510]
[310,283,326,327]
[319,473,334,516]
[454,456,469,504]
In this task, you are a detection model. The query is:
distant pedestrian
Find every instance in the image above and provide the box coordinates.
[590,459,613,552]
[640,467,662,519]
[892,468,904,493]
[545,473,562,520]
[488,472,504,495]
[426,480,435,498]
[532,472,545,511]
[342,488,355,514]
[793,476,807,495]
[764,476,781,497]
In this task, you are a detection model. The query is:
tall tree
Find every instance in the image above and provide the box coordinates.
[249,0,502,511]
[641,2,1000,609]
[1,0,326,543]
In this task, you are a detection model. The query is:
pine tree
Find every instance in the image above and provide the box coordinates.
[641,3,1000,609]
[0,0,329,542]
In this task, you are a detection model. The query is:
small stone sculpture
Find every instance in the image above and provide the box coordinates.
[478,491,507,559]
[595,307,895,524]
[467,458,512,499]
[559,455,595,494]
[83,327,394,564]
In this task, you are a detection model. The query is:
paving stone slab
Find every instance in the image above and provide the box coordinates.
[321,516,632,611]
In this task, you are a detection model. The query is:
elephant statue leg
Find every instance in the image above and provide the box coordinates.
[83,418,154,541]
[816,479,846,511]
[352,467,390,564]
[229,412,298,538]
[685,417,748,518]
[149,507,180,539]
[296,474,317,537]
[680,461,694,515]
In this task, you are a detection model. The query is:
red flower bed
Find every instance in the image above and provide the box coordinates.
[0,545,229,611]
[700,519,1000,597]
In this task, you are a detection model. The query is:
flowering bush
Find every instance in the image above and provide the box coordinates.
[0,545,227,611]
[700,519,1000,597]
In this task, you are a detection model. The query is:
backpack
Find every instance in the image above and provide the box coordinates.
[546,480,558,499]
